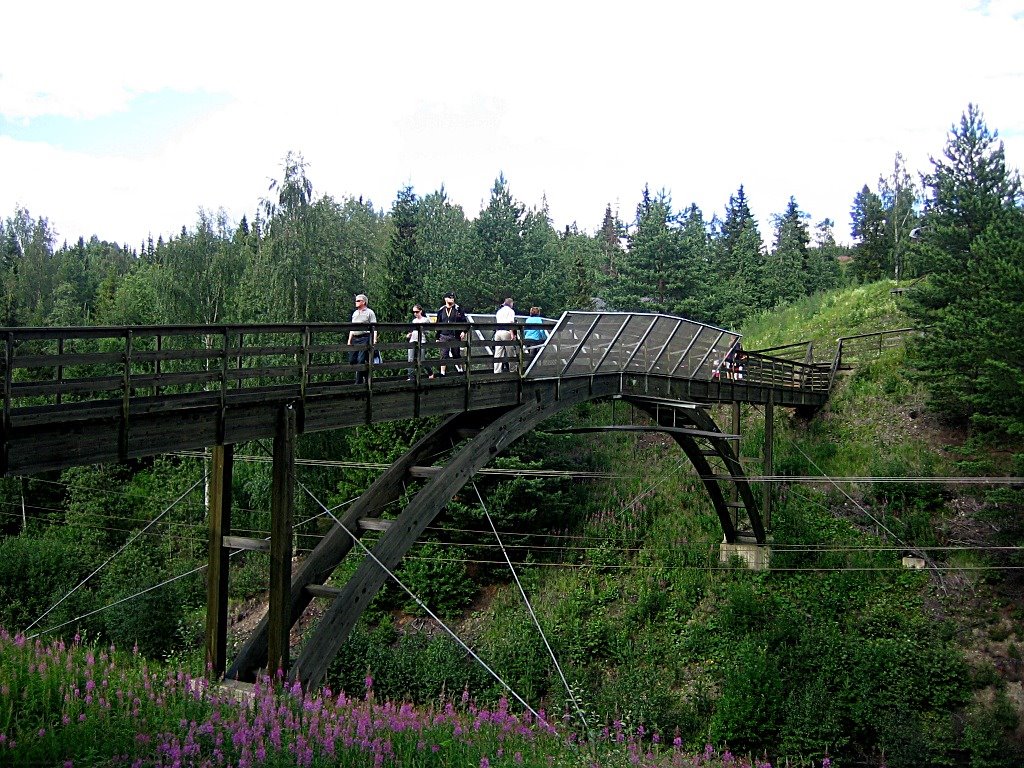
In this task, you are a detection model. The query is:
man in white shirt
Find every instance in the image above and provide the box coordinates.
[347,293,378,384]
[493,297,517,374]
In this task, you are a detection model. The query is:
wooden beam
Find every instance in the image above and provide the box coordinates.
[357,518,393,531]
[305,584,344,598]
[205,444,233,679]
[544,425,739,440]
[730,402,741,528]
[267,405,295,677]
[763,395,774,531]
[222,535,270,552]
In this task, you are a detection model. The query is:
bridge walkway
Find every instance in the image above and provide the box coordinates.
[1,310,839,686]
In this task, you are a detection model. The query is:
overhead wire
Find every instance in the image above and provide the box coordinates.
[24,474,207,635]
[470,476,591,743]
[295,477,551,727]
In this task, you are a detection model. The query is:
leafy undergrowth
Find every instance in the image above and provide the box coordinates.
[0,629,833,768]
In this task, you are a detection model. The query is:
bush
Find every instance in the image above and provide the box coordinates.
[327,618,491,702]
[99,540,191,658]
[395,541,476,618]
[0,529,101,636]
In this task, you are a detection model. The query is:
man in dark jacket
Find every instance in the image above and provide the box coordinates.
[436,291,468,375]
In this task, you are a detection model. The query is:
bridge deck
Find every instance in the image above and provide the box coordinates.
[1,311,830,476]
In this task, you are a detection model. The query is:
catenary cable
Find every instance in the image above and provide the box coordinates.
[470,476,591,741]
[296,478,552,729]
[23,475,206,634]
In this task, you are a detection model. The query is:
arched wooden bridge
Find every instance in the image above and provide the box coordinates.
[1,311,837,688]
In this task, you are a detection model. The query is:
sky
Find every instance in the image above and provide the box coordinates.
[1,0,1023,250]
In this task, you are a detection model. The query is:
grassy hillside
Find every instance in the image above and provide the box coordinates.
[740,280,910,355]
[416,279,1022,767]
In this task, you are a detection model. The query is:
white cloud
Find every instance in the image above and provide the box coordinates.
[1,0,1022,246]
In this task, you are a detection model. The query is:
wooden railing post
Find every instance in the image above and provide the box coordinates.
[268,403,296,678]
[205,444,233,678]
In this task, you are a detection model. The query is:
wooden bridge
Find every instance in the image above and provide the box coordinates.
[2,310,838,688]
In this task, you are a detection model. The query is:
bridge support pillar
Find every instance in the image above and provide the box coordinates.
[205,444,233,678]
[720,535,771,570]
[730,402,741,530]
[268,404,296,677]
[763,395,774,531]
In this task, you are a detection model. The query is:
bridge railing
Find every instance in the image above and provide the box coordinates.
[526,311,741,379]
[0,320,560,416]
[524,311,830,391]
[1,313,833,424]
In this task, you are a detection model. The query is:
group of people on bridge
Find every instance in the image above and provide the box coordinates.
[346,291,549,384]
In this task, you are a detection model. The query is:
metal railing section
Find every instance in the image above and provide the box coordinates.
[525,311,740,381]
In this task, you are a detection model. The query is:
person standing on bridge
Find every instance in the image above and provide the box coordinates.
[523,306,548,355]
[406,304,432,380]
[348,293,378,384]
[436,291,467,376]
[493,297,517,374]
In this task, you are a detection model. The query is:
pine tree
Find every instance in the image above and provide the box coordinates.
[672,204,713,321]
[766,197,811,307]
[711,186,765,326]
[472,174,526,311]
[850,185,888,282]
[377,185,422,326]
[597,204,624,278]
[907,104,1024,430]
[610,186,679,312]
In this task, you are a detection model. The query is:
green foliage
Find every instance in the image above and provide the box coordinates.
[328,616,491,702]
[0,528,101,635]
[99,540,200,658]
[963,689,1024,768]
[709,636,784,750]
[906,104,1024,441]
[394,541,476,618]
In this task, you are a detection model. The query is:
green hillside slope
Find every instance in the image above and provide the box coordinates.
[417,279,1022,767]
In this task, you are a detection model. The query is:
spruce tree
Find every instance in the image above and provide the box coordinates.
[472,174,526,311]
[611,186,679,312]
[377,185,422,326]
[711,186,765,326]
[767,197,811,307]
[849,185,888,282]
[907,104,1024,430]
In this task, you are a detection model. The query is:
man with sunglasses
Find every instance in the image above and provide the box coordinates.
[435,291,467,376]
[347,293,377,384]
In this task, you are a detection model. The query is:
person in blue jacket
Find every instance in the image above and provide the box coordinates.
[523,306,548,354]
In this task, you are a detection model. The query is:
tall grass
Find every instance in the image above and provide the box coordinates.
[0,629,834,767]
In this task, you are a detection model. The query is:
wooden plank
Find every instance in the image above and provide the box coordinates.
[408,466,441,478]
[14,350,125,367]
[222,535,270,552]
[357,518,393,531]
[305,584,344,598]
[12,376,123,397]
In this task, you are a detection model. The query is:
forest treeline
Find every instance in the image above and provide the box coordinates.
[3,106,1020,438]
[3,127,932,335]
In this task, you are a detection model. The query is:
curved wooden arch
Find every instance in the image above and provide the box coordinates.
[228,378,765,688]
[226,404,520,683]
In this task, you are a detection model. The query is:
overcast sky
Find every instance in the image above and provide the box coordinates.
[2,0,1022,250]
